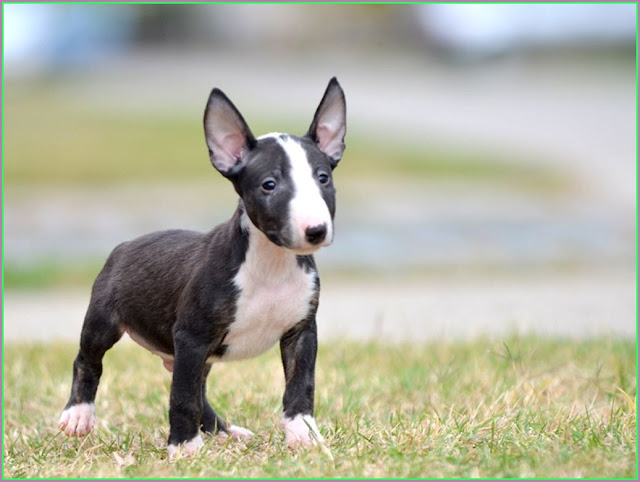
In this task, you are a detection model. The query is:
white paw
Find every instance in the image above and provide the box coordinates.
[58,403,95,437]
[167,434,203,460]
[218,424,254,440]
[228,424,254,439]
[282,414,324,449]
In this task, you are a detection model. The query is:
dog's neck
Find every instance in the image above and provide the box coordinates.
[238,207,302,283]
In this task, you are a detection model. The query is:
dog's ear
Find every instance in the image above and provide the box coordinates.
[307,77,346,167]
[204,89,256,176]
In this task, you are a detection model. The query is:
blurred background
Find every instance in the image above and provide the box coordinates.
[3,3,637,342]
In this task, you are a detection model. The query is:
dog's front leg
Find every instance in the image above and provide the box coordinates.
[280,315,324,448]
[167,328,210,459]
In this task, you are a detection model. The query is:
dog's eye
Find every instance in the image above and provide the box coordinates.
[261,179,277,192]
[318,172,330,185]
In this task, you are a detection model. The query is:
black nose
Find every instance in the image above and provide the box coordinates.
[305,224,327,245]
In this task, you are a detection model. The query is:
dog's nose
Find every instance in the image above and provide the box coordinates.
[305,224,327,245]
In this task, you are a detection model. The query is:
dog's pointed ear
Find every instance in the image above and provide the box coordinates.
[204,88,256,177]
[307,77,346,167]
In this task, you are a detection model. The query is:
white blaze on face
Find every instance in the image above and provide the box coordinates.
[277,136,333,251]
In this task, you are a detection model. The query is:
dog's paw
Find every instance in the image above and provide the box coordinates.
[167,435,204,460]
[282,414,324,449]
[227,424,254,439]
[58,403,95,437]
[218,424,254,441]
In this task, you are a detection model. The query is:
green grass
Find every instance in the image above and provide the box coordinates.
[2,337,636,478]
[4,81,566,191]
[3,259,106,291]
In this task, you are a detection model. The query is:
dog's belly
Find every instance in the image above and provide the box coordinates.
[126,328,175,370]
[221,266,317,361]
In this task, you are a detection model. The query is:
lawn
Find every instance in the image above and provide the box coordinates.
[2,336,636,478]
[4,80,565,190]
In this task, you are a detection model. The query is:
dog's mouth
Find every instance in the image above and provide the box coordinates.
[289,244,325,256]
[263,230,289,248]
[289,231,334,254]
[263,229,331,255]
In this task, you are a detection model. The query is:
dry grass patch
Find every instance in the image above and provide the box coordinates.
[2,337,636,478]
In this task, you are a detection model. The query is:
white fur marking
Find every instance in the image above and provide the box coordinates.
[58,403,95,437]
[167,434,204,460]
[277,136,333,251]
[282,414,324,448]
[257,132,284,140]
[224,213,316,361]
[228,424,254,438]
[218,424,255,441]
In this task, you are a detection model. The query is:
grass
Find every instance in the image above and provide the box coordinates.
[3,259,106,291]
[4,80,566,190]
[2,336,637,478]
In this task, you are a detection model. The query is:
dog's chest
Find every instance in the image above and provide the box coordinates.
[220,257,317,361]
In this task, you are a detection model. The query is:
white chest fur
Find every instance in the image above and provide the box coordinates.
[220,216,317,361]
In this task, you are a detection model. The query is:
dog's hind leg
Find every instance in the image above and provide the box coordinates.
[200,363,227,434]
[200,364,254,440]
[58,295,123,437]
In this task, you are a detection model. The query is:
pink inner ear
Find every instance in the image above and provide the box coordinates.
[316,124,335,150]
[220,132,245,162]
[316,123,343,159]
[208,131,246,172]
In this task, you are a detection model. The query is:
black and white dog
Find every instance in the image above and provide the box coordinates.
[58,78,346,458]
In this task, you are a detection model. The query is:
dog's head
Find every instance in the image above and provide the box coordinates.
[203,78,346,254]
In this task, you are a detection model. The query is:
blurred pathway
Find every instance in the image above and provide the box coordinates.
[4,273,635,343]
